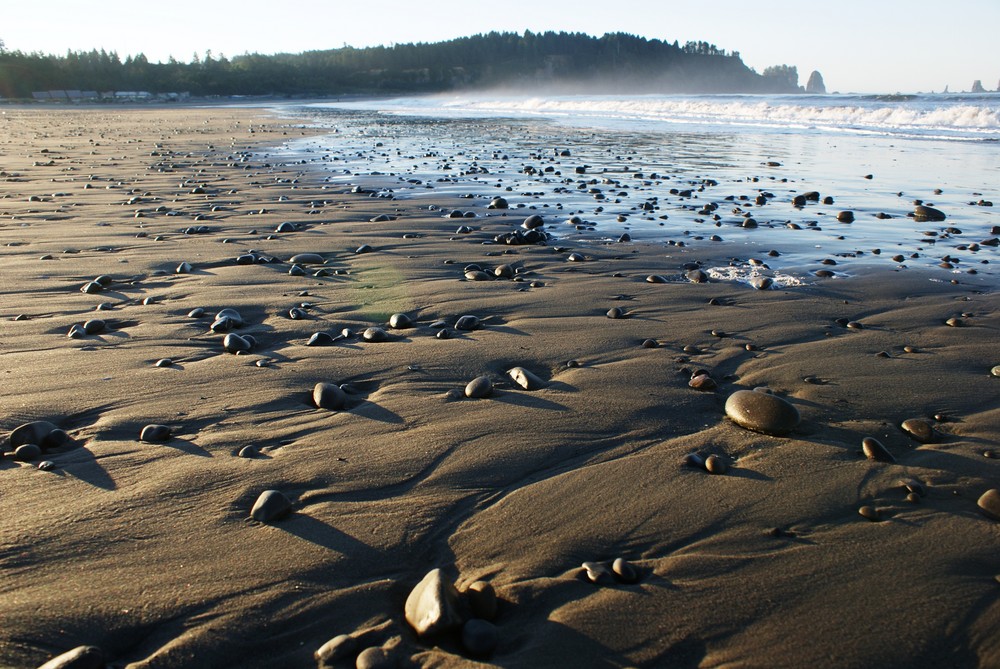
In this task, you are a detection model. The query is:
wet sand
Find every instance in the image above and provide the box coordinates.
[1,107,998,669]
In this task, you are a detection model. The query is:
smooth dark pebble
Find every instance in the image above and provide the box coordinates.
[82,319,105,335]
[689,373,717,391]
[858,505,881,521]
[464,581,497,620]
[900,418,939,443]
[313,382,348,410]
[14,443,42,462]
[705,453,728,474]
[139,424,171,442]
[362,327,390,342]
[455,315,480,331]
[307,332,334,346]
[388,313,412,329]
[10,421,61,449]
[724,389,800,436]
[465,376,493,398]
[223,333,252,353]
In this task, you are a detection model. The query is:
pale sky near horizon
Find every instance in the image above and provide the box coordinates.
[2,0,997,94]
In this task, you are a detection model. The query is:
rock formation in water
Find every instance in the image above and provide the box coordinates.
[805,70,826,94]
[971,79,986,93]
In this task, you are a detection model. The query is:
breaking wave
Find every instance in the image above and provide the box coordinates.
[316,93,1000,141]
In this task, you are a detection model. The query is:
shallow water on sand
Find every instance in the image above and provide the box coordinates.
[269,102,999,287]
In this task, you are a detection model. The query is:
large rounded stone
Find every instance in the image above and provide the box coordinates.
[724,390,800,436]
[223,333,252,353]
[250,490,292,522]
[362,327,390,342]
[522,214,544,229]
[404,568,463,636]
[289,253,324,264]
[455,315,480,331]
[913,205,946,222]
[388,313,412,329]
[10,421,61,449]
[82,319,106,335]
[313,382,347,410]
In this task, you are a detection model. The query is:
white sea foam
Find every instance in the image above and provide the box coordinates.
[317,93,1000,141]
[705,266,809,289]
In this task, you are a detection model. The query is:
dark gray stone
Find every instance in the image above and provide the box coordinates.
[313,382,347,410]
[139,424,171,443]
[250,490,292,522]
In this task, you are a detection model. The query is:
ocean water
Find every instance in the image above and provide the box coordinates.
[272,93,1000,285]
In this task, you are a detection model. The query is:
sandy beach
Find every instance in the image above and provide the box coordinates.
[1,106,998,669]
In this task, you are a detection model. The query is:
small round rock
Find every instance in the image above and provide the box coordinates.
[705,454,728,474]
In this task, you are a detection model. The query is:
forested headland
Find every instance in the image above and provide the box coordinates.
[0,31,805,100]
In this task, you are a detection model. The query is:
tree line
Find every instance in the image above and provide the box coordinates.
[0,31,803,99]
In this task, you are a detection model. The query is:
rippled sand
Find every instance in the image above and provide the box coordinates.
[1,107,998,669]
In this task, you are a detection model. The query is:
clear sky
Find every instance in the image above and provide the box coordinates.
[3,0,997,94]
